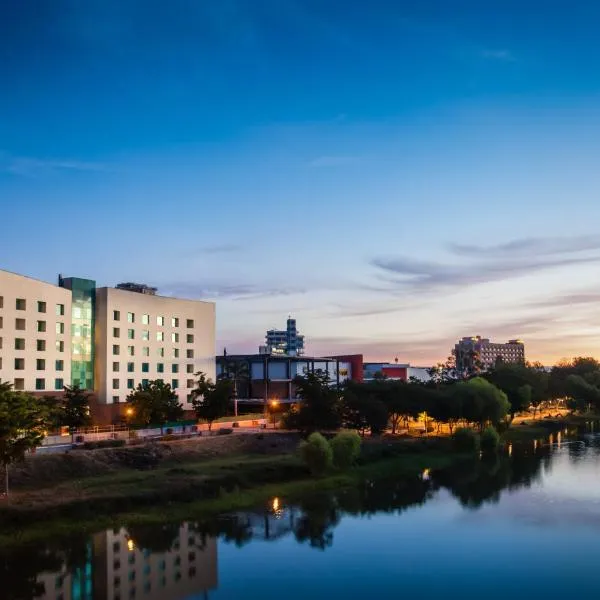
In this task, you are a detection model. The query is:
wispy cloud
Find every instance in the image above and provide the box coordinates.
[308,155,361,168]
[196,244,242,255]
[449,235,600,258]
[160,281,305,301]
[481,49,515,61]
[1,153,108,177]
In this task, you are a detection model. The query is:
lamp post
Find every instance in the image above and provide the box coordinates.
[269,400,279,429]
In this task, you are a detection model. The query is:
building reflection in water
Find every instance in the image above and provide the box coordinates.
[36,523,218,600]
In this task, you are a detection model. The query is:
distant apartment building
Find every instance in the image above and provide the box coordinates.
[454,336,525,372]
[262,317,305,356]
[36,522,217,600]
[0,269,215,418]
[363,362,431,383]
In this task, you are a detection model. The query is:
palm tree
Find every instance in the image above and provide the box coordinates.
[220,359,250,416]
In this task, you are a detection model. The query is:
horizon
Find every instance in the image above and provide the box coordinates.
[2,1,600,365]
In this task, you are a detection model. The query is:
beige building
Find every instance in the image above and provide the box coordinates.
[0,269,72,393]
[95,287,215,409]
[0,268,215,412]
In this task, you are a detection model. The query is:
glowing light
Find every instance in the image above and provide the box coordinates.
[126,408,134,417]
[270,400,279,408]
[421,468,430,481]
[507,444,512,457]
[127,539,134,552]
[272,497,280,512]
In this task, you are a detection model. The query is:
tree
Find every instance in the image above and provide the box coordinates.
[452,377,509,430]
[62,385,92,429]
[298,432,333,476]
[219,359,249,417]
[549,357,600,400]
[0,383,50,497]
[191,372,233,431]
[284,370,342,434]
[566,375,600,413]
[126,380,183,433]
[330,431,361,469]
[342,381,388,436]
[427,388,461,434]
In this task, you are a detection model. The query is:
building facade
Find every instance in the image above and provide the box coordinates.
[0,269,215,413]
[263,317,305,356]
[454,336,525,372]
[363,362,431,383]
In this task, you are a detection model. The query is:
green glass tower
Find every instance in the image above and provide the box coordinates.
[59,276,96,390]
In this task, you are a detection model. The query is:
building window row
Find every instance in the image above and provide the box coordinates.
[112,345,189,359]
[112,363,193,373]
[0,298,65,315]
[112,311,194,329]
[113,378,180,390]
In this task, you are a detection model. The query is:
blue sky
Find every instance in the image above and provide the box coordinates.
[2,0,600,364]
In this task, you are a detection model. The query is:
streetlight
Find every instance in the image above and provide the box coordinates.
[269,400,279,429]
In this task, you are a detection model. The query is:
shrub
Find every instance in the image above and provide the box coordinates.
[330,431,361,470]
[298,432,333,476]
[481,426,500,453]
[80,439,126,450]
[453,428,480,454]
[217,428,233,436]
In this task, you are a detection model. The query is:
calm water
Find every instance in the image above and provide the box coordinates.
[6,428,600,600]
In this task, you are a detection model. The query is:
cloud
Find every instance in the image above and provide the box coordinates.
[449,235,600,258]
[1,154,108,177]
[527,290,600,310]
[196,244,241,255]
[481,49,515,61]
[160,281,305,301]
[308,155,361,167]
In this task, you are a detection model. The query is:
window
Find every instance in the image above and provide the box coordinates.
[37,301,46,313]
[142,347,149,357]
[142,363,149,373]
[156,331,164,342]
[142,314,150,325]
[142,378,149,387]
[113,361,119,372]
[186,319,194,328]
[0,296,3,308]
[141,330,149,341]
[127,312,135,323]
[171,333,179,343]
[35,378,45,390]
[56,360,64,371]
[186,364,194,374]
[187,379,194,389]
[127,346,135,356]
[0,316,2,328]
[127,379,134,389]
[113,310,120,321]
[128,571,136,582]
[56,303,65,316]
[73,307,82,319]
[112,396,120,404]
[14,378,24,390]
[157,316,164,326]
[56,322,64,334]
[189,567,197,578]
[174,556,181,567]
[172,379,179,389]
[37,320,46,332]
[171,317,179,327]
[173,348,179,358]
[16,298,26,310]
[113,379,120,390]
[127,362,134,372]
[113,327,120,338]
[128,329,135,340]
[172,364,179,373]
[114,575,121,587]
[56,340,64,352]
[113,344,120,355]
[16,318,26,331]
[157,348,165,357]
[15,358,25,370]
[15,338,25,350]
[186,349,194,359]
[36,359,45,370]
[36,339,45,351]
[55,378,64,390]
[186,334,194,343]
[157,363,164,373]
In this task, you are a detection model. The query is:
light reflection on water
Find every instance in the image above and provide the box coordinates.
[5,427,600,600]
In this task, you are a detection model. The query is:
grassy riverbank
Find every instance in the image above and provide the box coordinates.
[0,436,463,547]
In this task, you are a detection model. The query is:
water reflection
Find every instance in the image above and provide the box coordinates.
[6,430,600,599]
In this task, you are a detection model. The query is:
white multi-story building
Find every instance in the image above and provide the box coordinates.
[454,336,525,372]
[0,268,215,413]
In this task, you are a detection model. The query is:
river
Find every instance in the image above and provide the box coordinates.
[5,426,600,599]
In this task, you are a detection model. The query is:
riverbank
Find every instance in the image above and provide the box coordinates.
[0,434,464,547]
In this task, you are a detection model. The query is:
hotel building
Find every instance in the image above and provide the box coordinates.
[454,336,525,372]
[0,269,215,416]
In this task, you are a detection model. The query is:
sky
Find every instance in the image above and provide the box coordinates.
[2,0,600,366]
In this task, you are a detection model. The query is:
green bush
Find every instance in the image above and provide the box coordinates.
[298,432,333,476]
[453,428,480,453]
[80,439,126,450]
[217,428,234,436]
[481,426,500,453]
[330,431,361,470]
